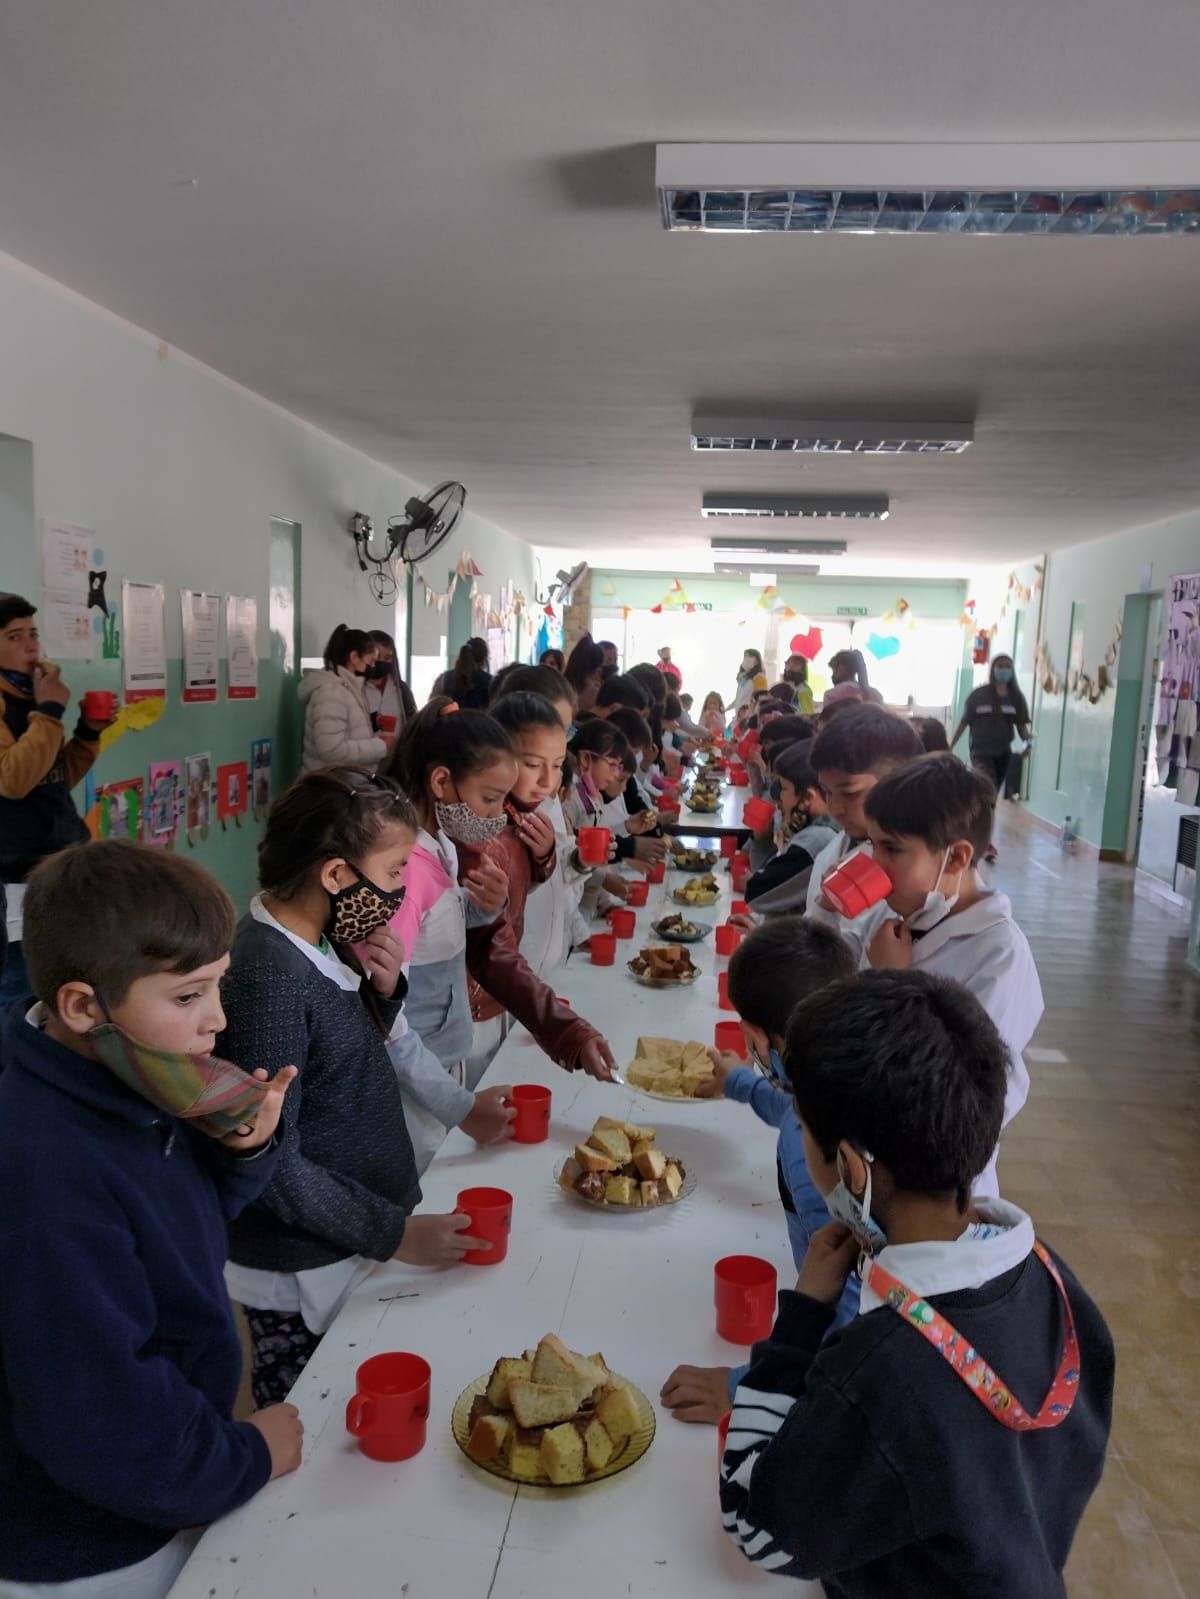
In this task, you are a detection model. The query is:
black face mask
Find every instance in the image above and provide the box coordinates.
[366,661,392,682]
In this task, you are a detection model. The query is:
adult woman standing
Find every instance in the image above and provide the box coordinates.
[826,648,883,705]
[782,653,816,717]
[299,624,387,772]
[434,637,491,709]
[951,653,1030,796]
[732,648,768,714]
[365,629,417,742]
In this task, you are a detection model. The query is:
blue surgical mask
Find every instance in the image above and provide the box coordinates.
[566,723,577,740]
[824,1148,888,1254]
[750,1043,789,1086]
[993,666,1014,685]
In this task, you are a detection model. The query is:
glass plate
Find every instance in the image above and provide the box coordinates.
[554,1156,695,1210]
[451,1372,656,1487]
[629,967,699,988]
[668,852,719,870]
[649,917,712,943]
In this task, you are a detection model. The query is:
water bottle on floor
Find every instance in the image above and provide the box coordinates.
[1061,815,1079,853]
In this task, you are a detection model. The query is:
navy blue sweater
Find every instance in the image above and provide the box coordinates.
[0,1003,276,1583]
[721,1251,1114,1597]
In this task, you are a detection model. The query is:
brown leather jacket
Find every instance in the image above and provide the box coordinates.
[458,808,600,1070]
[0,679,100,881]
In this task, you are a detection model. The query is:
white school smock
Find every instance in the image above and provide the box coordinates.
[521,793,573,978]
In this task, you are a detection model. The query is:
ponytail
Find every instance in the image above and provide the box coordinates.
[323,622,374,671]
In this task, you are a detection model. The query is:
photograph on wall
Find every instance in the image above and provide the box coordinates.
[146,758,182,847]
[185,752,212,844]
[1156,570,1200,804]
[91,777,145,842]
[181,589,221,703]
[121,579,167,703]
[251,737,273,821]
[226,594,258,700]
[217,760,249,824]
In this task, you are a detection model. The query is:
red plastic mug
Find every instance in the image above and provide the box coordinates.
[741,796,776,833]
[714,922,743,957]
[714,1020,747,1059]
[737,731,760,764]
[729,765,749,788]
[577,827,612,866]
[590,932,617,965]
[656,805,680,825]
[731,899,750,918]
[717,970,735,1012]
[730,865,750,894]
[720,834,738,859]
[646,860,666,884]
[455,1186,512,1266]
[822,851,893,920]
[346,1352,431,1461]
[508,1085,551,1144]
[715,1256,778,1344]
[607,907,636,939]
[81,689,117,723]
[626,879,649,907]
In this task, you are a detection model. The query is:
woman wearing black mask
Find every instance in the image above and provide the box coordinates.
[299,625,387,772]
[365,629,418,743]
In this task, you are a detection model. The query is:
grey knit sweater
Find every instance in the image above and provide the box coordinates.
[220,917,421,1273]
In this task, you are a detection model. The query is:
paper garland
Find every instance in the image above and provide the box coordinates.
[1035,613,1123,703]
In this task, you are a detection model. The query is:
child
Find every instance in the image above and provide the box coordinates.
[699,690,726,739]
[0,840,301,1597]
[661,917,856,1426]
[806,704,924,961]
[745,742,839,917]
[863,752,1044,1196]
[220,767,484,1407]
[459,693,618,1086]
[595,707,667,869]
[718,969,1113,1595]
[382,702,520,1171]
[563,719,634,915]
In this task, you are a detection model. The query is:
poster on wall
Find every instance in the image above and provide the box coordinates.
[217,761,249,825]
[91,777,145,842]
[180,589,221,703]
[185,752,212,844]
[146,759,182,847]
[1158,570,1200,805]
[226,595,258,700]
[39,521,96,661]
[121,580,167,703]
[251,737,273,821]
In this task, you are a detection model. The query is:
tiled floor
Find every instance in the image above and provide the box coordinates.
[991,803,1200,1599]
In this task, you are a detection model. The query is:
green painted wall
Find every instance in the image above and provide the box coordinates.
[591,570,967,619]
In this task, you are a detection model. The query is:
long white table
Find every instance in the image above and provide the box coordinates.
[169,869,819,1599]
[662,778,751,841]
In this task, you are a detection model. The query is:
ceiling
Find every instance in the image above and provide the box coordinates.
[3,0,1200,578]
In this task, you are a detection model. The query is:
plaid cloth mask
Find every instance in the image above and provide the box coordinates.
[89,1017,269,1138]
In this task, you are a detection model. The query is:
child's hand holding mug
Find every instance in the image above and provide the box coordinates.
[394,1212,489,1267]
[694,1045,739,1098]
[660,1364,734,1425]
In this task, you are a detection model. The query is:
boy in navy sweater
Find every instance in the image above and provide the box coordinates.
[720,969,1114,1598]
[0,841,301,1598]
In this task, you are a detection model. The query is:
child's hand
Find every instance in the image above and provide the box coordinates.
[219,1065,298,1151]
[796,1222,860,1304]
[602,872,630,901]
[868,916,913,970]
[515,809,556,862]
[463,857,509,917]
[394,1212,488,1266]
[247,1401,304,1479]
[660,1364,734,1425]
[632,835,667,863]
[728,911,756,930]
[461,1085,517,1146]
[360,925,406,995]
[625,809,656,836]
[577,1036,618,1082]
[693,1046,739,1098]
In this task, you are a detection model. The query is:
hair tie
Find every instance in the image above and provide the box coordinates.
[440,701,460,716]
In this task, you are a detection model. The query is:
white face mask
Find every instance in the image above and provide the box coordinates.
[905,847,960,933]
[823,1148,888,1254]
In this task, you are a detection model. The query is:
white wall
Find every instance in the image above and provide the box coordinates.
[0,250,535,663]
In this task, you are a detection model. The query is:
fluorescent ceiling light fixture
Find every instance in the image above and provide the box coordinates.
[703,496,886,523]
[692,416,973,455]
[657,142,1200,234]
[714,562,820,579]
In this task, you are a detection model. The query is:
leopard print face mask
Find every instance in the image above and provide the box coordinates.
[326,870,406,944]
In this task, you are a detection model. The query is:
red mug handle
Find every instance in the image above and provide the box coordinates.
[346,1394,375,1437]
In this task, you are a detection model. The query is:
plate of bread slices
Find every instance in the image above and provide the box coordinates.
[455,1333,655,1487]
[627,943,699,986]
[556,1116,690,1211]
[625,1036,719,1100]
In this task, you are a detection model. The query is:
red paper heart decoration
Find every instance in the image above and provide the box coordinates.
[789,628,823,660]
[650,604,663,614]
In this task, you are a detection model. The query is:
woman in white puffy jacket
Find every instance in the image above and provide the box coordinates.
[299,624,388,771]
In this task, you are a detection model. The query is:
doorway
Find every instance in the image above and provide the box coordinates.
[268,518,302,791]
[1098,591,1160,862]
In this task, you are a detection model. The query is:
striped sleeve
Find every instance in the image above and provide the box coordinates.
[718,1293,915,1580]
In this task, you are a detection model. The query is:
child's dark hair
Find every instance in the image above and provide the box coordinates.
[727,916,856,1042]
[914,716,950,752]
[596,673,649,712]
[489,691,565,738]
[628,662,668,706]
[569,718,630,763]
[663,692,683,722]
[492,664,577,711]
[810,703,923,777]
[768,681,798,706]
[323,623,374,670]
[22,839,236,1008]
[760,714,815,761]
[559,752,575,793]
[772,739,821,798]
[259,766,417,899]
[0,592,36,630]
[786,969,1008,1209]
[865,752,995,862]
[564,635,605,693]
[604,707,653,751]
[388,696,514,798]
